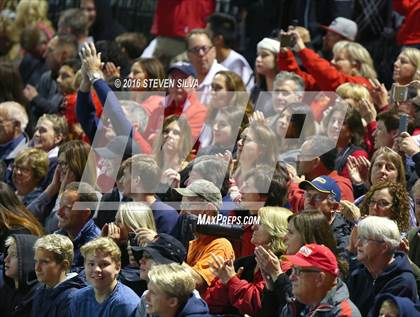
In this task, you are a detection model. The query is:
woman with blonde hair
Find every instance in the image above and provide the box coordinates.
[278,28,377,91]
[204,207,292,316]
[393,47,420,85]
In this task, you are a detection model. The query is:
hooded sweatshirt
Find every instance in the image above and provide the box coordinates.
[369,293,420,317]
[347,252,418,316]
[0,234,39,317]
[176,294,215,317]
[31,273,86,317]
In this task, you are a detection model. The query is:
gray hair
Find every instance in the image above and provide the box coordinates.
[273,71,305,92]
[191,155,228,188]
[0,101,28,132]
[357,216,400,253]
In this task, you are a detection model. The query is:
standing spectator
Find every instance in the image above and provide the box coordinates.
[57,8,91,50]
[0,234,40,317]
[23,34,78,132]
[69,237,140,317]
[80,0,125,42]
[116,33,148,64]
[393,0,420,47]
[393,48,420,85]
[32,234,86,317]
[206,13,254,91]
[149,0,215,68]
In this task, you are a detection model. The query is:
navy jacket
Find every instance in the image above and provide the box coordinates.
[369,293,420,317]
[31,273,86,317]
[347,252,418,316]
[176,294,215,317]
[56,219,100,272]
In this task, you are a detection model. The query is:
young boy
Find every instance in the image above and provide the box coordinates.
[68,237,139,317]
[145,263,213,317]
[32,234,86,317]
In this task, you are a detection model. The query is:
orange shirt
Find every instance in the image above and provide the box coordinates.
[187,235,234,286]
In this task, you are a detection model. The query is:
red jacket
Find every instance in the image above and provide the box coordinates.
[288,170,355,212]
[393,0,420,45]
[204,271,264,316]
[151,0,215,37]
[278,49,373,91]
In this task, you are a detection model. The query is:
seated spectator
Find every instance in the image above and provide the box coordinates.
[299,176,353,258]
[0,61,27,106]
[28,140,97,233]
[251,37,280,114]
[56,182,100,272]
[131,233,187,316]
[288,135,354,212]
[279,29,377,91]
[0,234,40,317]
[101,202,157,265]
[145,263,213,317]
[115,33,147,63]
[370,293,420,317]
[12,148,49,205]
[206,13,254,91]
[175,179,235,294]
[120,154,179,234]
[323,105,368,179]
[0,101,28,165]
[280,244,361,316]
[200,70,252,148]
[69,237,139,317]
[359,181,411,233]
[32,114,69,187]
[347,216,418,316]
[186,29,227,99]
[0,181,43,255]
[204,207,292,316]
[32,234,86,317]
[256,211,345,317]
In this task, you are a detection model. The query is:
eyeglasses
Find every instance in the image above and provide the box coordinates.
[12,164,32,174]
[368,199,392,209]
[188,45,214,55]
[303,192,334,203]
[292,267,322,276]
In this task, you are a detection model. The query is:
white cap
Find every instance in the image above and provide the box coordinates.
[257,38,280,54]
[321,17,358,41]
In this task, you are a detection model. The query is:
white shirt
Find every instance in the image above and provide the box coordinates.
[221,49,254,92]
[196,60,228,104]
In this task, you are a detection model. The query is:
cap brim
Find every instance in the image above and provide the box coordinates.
[298,180,332,194]
[281,254,314,268]
[319,25,351,40]
[174,187,199,197]
[131,246,174,264]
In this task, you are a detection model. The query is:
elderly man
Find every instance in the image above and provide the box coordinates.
[186,29,227,101]
[348,216,418,316]
[299,175,352,259]
[281,243,361,316]
[0,101,28,163]
[175,179,234,294]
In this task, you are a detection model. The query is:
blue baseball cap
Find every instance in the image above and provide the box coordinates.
[299,175,341,202]
[168,62,197,78]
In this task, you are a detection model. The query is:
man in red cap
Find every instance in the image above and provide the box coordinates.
[280,244,361,317]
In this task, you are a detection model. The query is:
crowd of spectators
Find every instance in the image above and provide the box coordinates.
[0,0,420,316]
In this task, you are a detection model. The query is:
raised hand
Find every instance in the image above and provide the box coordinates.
[369,79,389,111]
[399,132,420,156]
[358,98,377,124]
[209,253,240,284]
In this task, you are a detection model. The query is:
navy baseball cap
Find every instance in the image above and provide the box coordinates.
[299,175,341,202]
[131,233,186,264]
[168,62,196,78]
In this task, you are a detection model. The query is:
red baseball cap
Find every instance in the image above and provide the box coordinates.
[282,244,339,277]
